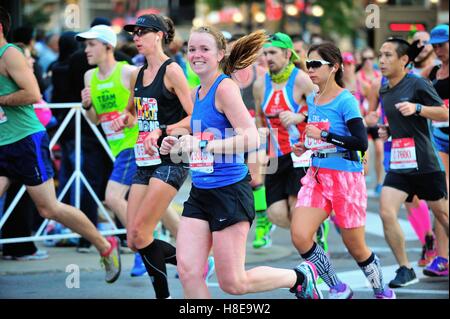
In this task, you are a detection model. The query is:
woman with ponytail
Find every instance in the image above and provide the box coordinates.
[160,26,322,299]
[112,14,193,299]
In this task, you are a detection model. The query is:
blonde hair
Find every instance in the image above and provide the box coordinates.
[191,26,267,76]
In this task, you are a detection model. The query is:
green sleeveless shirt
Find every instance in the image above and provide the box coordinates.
[0,44,44,146]
[91,61,138,157]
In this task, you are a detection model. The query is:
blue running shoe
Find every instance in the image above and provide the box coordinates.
[291,261,323,299]
[130,253,147,277]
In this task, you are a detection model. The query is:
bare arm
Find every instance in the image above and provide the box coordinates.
[208,78,259,154]
[82,69,99,124]
[252,75,265,129]
[0,47,40,106]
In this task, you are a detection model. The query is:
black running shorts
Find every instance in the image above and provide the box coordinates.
[384,171,448,201]
[182,175,255,232]
[264,153,307,207]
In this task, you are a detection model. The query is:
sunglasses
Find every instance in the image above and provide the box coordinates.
[305,59,331,69]
[131,28,157,37]
[363,56,375,60]
[432,42,447,49]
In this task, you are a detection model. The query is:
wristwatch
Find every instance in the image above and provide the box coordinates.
[320,130,329,142]
[159,124,167,137]
[82,103,92,111]
[415,104,423,115]
[199,139,209,150]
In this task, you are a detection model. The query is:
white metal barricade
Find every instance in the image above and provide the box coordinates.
[0,103,127,245]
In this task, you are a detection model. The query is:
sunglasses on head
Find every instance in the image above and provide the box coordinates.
[305,59,331,69]
[131,28,157,37]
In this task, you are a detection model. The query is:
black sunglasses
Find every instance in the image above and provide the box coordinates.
[305,59,331,69]
[432,42,447,49]
[131,28,157,37]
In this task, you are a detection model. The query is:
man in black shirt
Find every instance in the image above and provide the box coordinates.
[378,37,449,288]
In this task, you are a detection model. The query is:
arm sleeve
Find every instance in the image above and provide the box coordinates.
[326,118,368,152]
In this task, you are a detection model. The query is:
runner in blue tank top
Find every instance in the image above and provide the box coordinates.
[160,27,322,299]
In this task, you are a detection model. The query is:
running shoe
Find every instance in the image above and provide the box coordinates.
[130,252,147,277]
[11,249,49,261]
[423,256,449,277]
[290,261,323,299]
[253,217,274,249]
[203,256,215,283]
[388,266,419,288]
[316,220,330,253]
[329,282,353,299]
[418,234,437,267]
[374,286,396,299]
[100,236,121,284]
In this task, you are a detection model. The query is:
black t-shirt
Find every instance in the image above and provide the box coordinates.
[380,73,443,174]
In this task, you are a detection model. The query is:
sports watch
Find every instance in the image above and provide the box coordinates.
[415,104,423,116]
[320,130,330,142]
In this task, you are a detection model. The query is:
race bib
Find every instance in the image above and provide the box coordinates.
[0,106,7,124]
[432,99,449,128]
[390,138,418,170]
[292,150,312,168]
[189,132,214,173]
[99,111,125,141]
[134,132,162,167]
[304,121,337,153]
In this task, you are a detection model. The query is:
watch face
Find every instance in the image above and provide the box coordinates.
[321,131,328,138]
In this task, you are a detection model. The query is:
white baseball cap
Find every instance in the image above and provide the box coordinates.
[76,24,117,48]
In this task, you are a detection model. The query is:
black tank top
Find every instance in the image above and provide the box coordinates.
[429,65,449,135]
[134,58,186,161]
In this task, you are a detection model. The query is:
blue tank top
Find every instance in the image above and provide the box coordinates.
[190,74,247,189]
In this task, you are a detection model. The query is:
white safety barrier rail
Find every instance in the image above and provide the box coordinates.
[0,103,126,245]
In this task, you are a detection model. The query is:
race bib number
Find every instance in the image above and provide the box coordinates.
[390,138,418,170]
[292,150,312,168]
[190,132,214,173]
[432,99,449,128]
[304,122,337,153]
[134,132,162,167]
[99,111,125,141]
[0,106,7,124]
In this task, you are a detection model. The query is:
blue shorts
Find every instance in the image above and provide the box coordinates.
[109,148,136,186]
[0,131,54,186]
[433,134,449,154]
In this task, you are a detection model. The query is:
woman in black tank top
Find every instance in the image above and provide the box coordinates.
[112,14,193,299]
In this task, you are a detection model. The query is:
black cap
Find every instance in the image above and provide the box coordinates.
[123,14,167,34]
[91,17,111,27]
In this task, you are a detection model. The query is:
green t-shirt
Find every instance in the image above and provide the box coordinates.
[0,44,44,146]
[186,62,200,89]
[91,61,138,157]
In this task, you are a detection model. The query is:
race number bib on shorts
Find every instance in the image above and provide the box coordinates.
[0,106,7,124]
[304,121,337,153]
[292,150,312,168]
[134,132,162,167]
[432,99,449,128]
[190,132,214,174]
[390,138,418,170]
[99,111,125,141]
